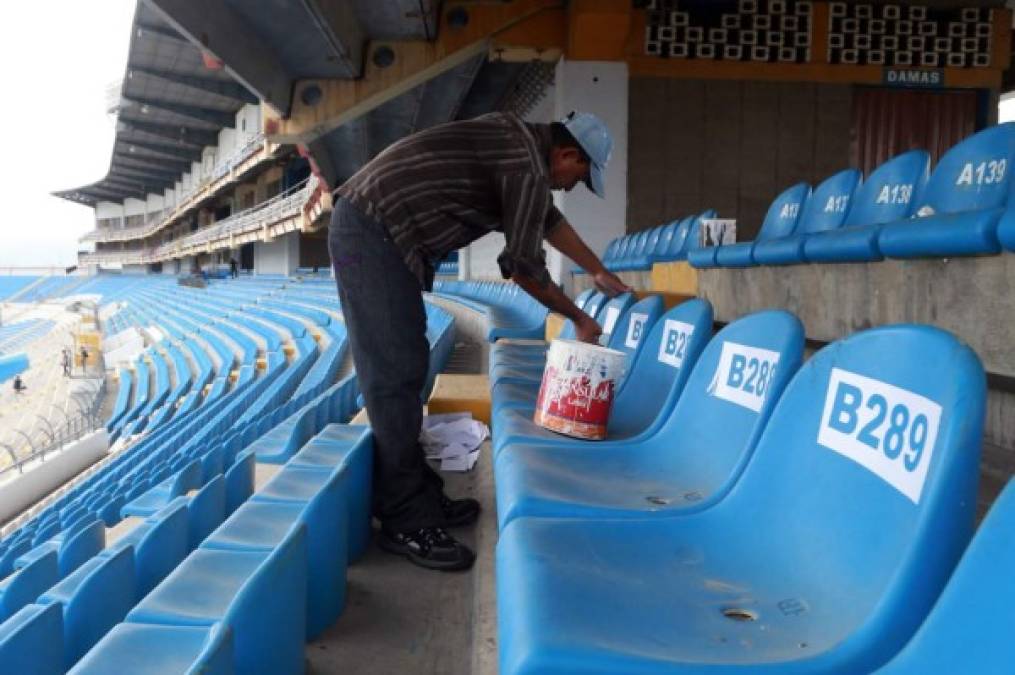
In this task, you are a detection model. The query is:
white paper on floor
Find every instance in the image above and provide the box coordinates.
[420,413,489,472]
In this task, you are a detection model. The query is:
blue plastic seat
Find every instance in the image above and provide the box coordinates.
[877,480,1015,673]
[492,298,713,455]
[185,474,227,550]
[127,523,306,675]
[752,168,862,265]
[0,603,63,675]
[68,622,233,675]
[16,518,105,579]
[878,123,1015,258]
[287,424,373,562]
[0,549,58,622]
[100,500,189,601]
[647,220,682,264]
[673,210,717,262]
[495,310,804,530]
[121,459,202,519]
[658,216,693,262]
[498,324,986,673]
[38,545,137,670]
[205,470,345,641]
[804,150,931,263]
[223,451,254,516]
[714,183,810,267]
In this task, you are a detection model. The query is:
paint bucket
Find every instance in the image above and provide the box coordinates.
[533,339,628,440]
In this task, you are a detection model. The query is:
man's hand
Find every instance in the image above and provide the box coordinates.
[593,270,632,298]
[575,314,602,344]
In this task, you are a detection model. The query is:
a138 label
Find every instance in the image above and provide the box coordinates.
[656,320,695,368]
[625,313,648,349]
[707,342,782,412]
[817,368,941,504]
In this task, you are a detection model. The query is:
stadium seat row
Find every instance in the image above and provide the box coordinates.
[600,209,717,272]
[474,281,990,673]
[434,280,548,342]
[689,122,1015,267]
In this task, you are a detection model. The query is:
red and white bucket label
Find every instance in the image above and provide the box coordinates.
[533,339,628,440]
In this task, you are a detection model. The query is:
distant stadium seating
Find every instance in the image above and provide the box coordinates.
[0,268,473,671]
[434,280,547,341]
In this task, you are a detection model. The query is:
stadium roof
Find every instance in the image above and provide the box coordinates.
[55,0,553,206]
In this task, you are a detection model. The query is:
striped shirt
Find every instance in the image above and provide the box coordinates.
[335,112,564,290]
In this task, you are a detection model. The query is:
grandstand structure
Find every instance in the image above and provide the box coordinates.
[0,0,1013,673]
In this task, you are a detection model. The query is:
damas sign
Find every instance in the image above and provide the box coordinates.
[882,68,943,89]
[818,368,941,504]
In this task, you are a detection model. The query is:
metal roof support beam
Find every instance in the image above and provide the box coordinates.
[135,21,191,45]
[117,119,218,147]
[265,0,566,144]
[114,153,192,173]
[128,66,259,105]
[143,0,296,116]
[299,0,365,79]
[112,167,180,183]
[120,139,202,162]
[124,97,236,127]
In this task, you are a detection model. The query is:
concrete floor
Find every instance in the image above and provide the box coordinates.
[306,442,497,675]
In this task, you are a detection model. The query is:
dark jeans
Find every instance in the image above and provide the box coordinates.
[328,197,446,532]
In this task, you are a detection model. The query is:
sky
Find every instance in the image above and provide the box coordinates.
[0,0,135,269]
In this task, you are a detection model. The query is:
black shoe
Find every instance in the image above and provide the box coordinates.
[441,495,481,527]
[378,526,476,571]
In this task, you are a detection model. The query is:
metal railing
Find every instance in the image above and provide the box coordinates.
[79,133,268,244]
[81,177,316,267]
[0,376,107,479]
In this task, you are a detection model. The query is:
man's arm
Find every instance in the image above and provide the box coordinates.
[511,272,602,343]
[545,218,631,297]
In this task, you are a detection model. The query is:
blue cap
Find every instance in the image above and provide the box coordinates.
[562,111,613,198]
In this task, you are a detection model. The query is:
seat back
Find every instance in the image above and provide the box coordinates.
[596,293,637,345]
[756,182,811,241]
[844,150,930,227]
[0,603,63,675]
[610,299,714,436]
[0,550,57,622]
[797,169,862,234]
[879,479,1015,673]
[648,220,680,261]
[605,294,665,360]
[582,292,608,324]
[664,216,693,257]
[187,474,227,549]
[916,122,1015,215]
[135,501,189,600]
[677,209,718,258]
[723,324,985,665]
[642,226,664,259]
[654,310,805,497]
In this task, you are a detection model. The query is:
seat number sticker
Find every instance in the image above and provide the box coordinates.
[657,320,695,368]
[818,368,941,504]
[625,313,648,349]
[602,307,621,337]
[707,342,781,412]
